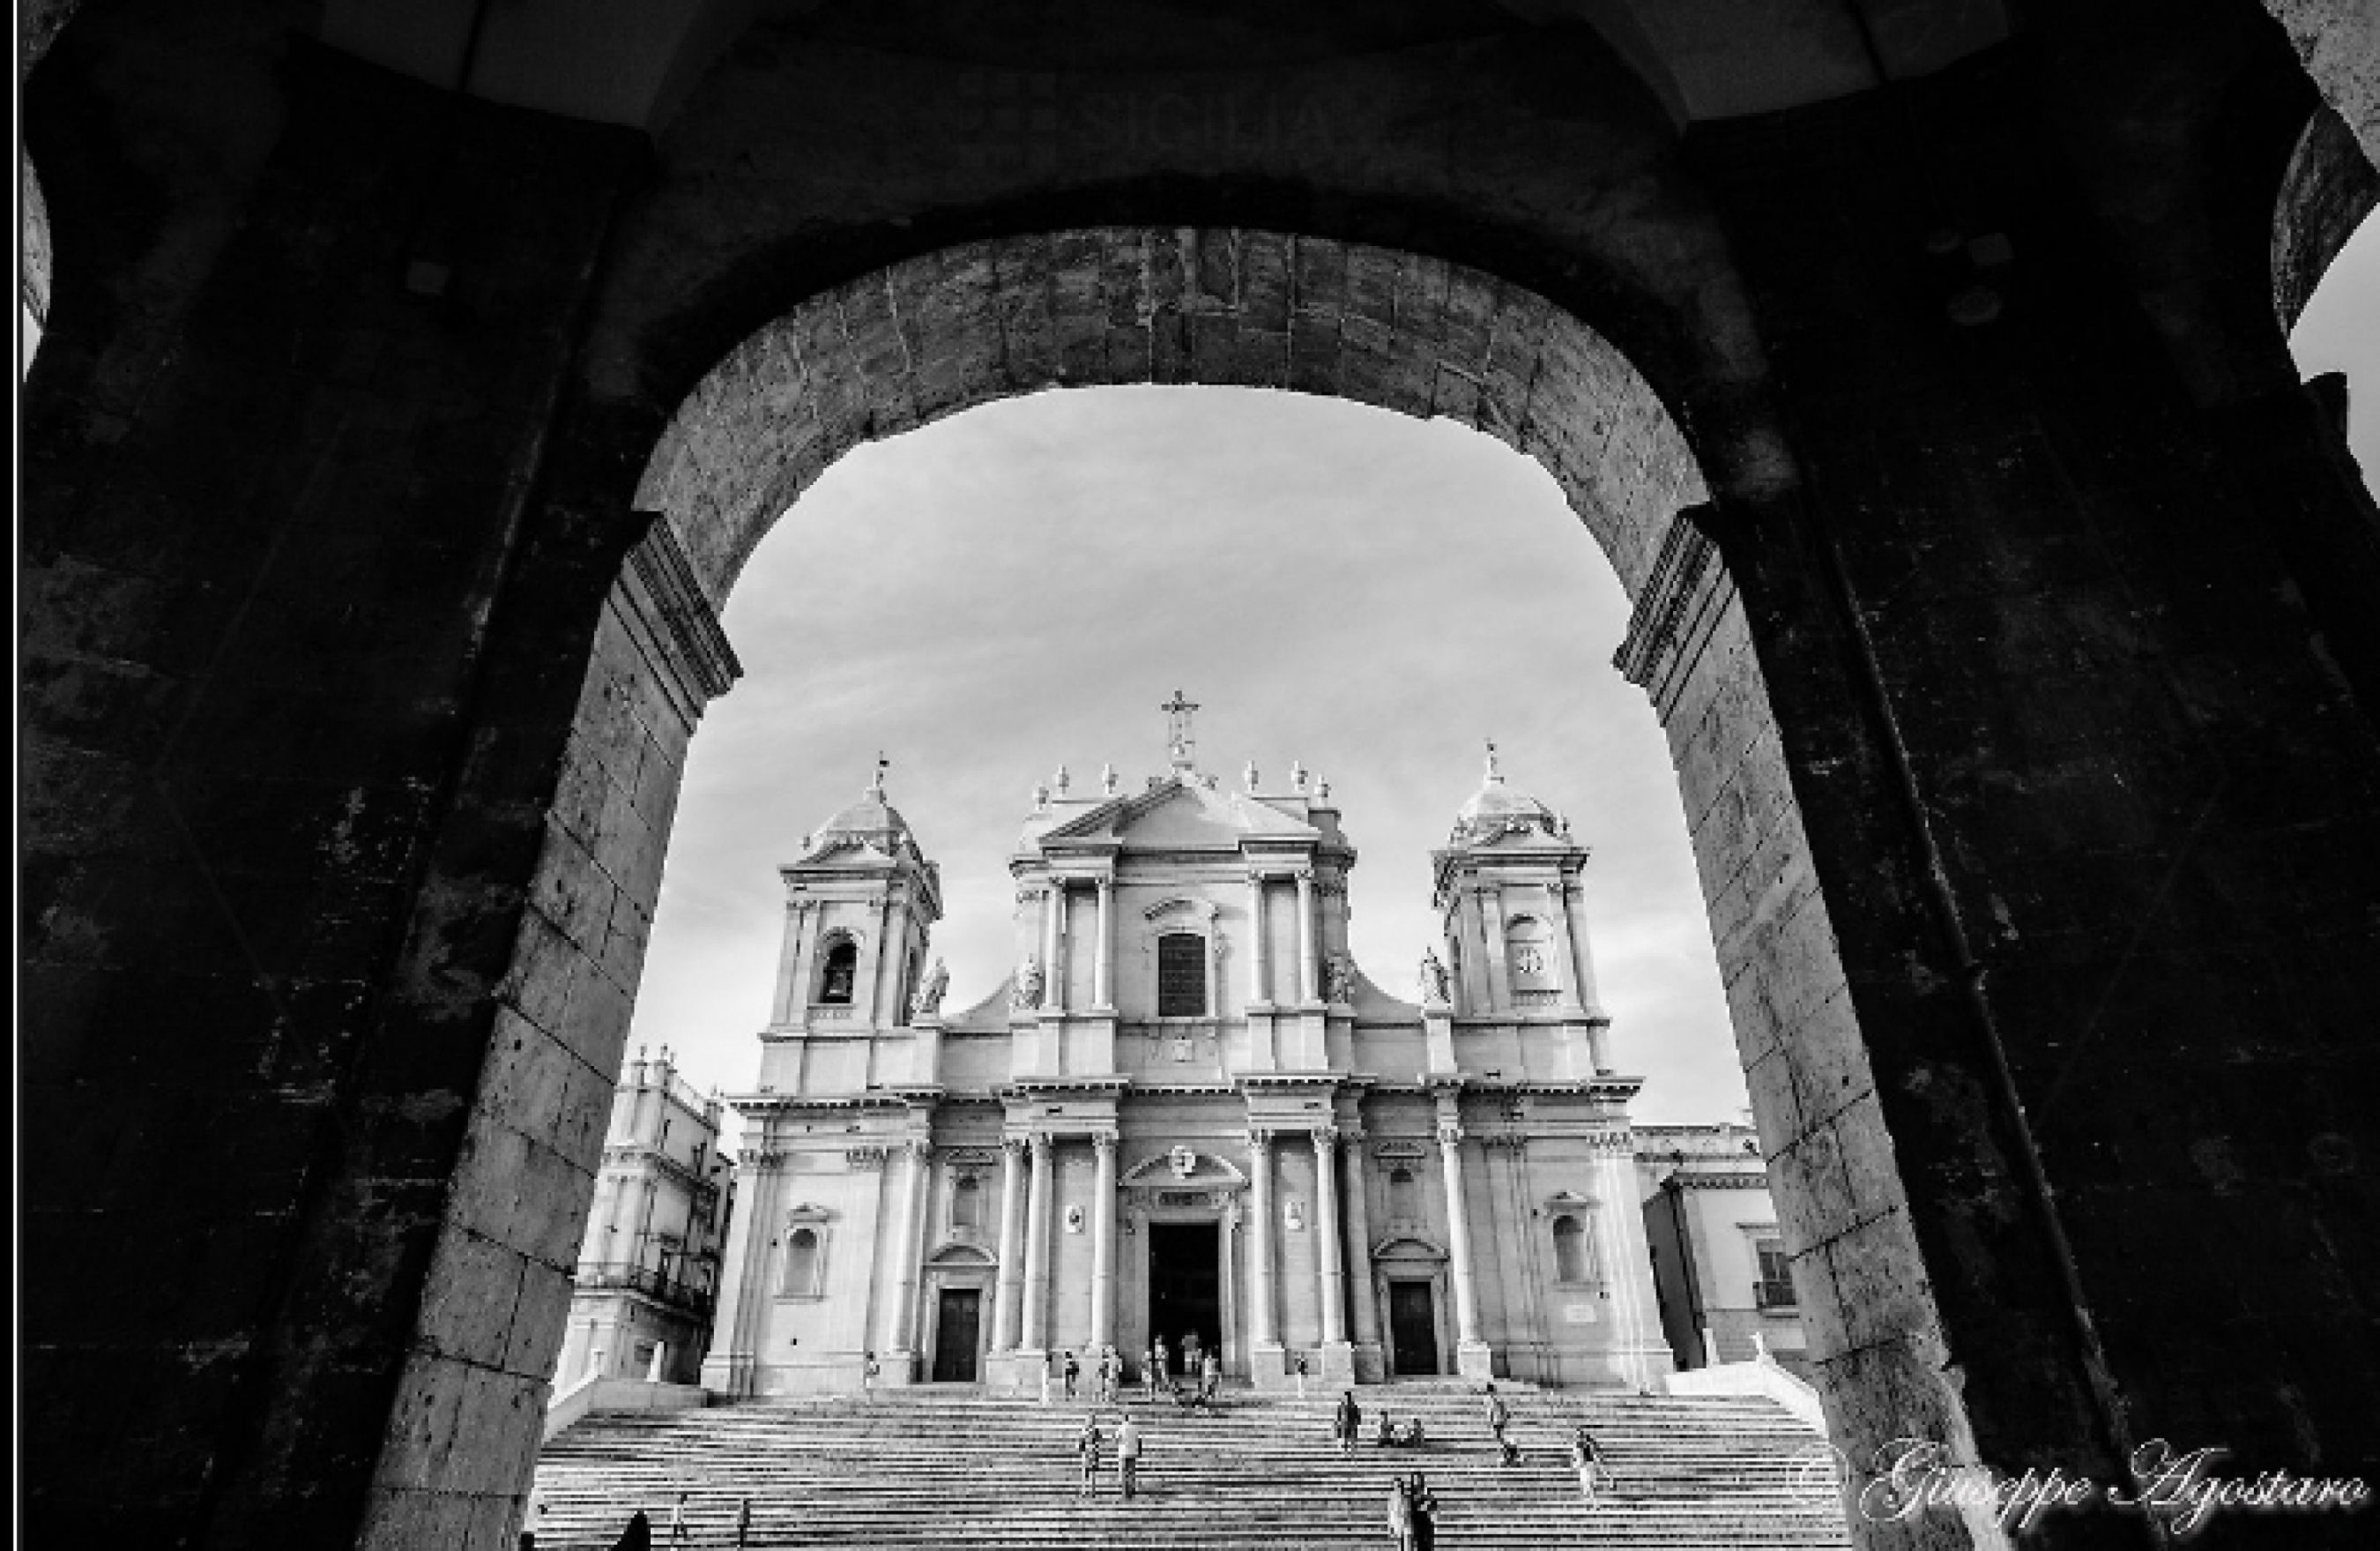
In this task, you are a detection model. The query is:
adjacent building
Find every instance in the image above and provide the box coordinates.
[1636,1119,1811,1379]
[701,702,1677,1397]
[556,1046,735,1388]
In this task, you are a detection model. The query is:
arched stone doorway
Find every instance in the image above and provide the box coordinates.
[24,7,2380,1548]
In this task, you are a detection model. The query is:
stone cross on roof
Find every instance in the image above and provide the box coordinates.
[1161,689,1200,771]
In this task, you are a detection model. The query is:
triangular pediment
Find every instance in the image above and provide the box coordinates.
[1040,776,1318,853]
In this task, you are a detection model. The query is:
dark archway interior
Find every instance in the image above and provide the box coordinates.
[21,3,2380,1547]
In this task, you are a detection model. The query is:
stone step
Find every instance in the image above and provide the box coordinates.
[532,1391,1850,1550]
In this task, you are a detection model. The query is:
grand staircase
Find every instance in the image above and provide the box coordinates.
[531,1384,1849,1548]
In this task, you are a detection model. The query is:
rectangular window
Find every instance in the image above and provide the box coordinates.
[1755,1238,1796,1309]
[1157,933,1205,1017]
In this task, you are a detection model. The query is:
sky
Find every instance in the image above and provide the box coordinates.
[631,387,1753,1124]
[626,214,2378,1130]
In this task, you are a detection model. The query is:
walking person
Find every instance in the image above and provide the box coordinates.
[666,1489,690,1546]
[1295,1353,1310,1399]
[1334,1388,1362,1458]
[1064,1349,1081,1400]
[862,1350,880,1401]
[1200,1349,1220,1404]
[1482,1383,1509,1451]
[1409,1473,1440,1551]
[1142,1343,1161,1402]
[1154,1336,1172,1393]
[1569,1427,1606,1504]
[1387,1474,1415,1551]
[1182,1330,1201,1375]
[1076,1413,1104,1498]
[1118,1413,1144,1500]
[735,1495,753,1549]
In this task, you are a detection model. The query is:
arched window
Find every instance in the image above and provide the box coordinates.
[1157,932,1205,1017]
[1389,1166,1419,1223]
[1552,1214,1590,1282]
[817,939,858,1004]
[951,1174,984,1231]
[784,1227,822,1296]
[1506,915,1557,993]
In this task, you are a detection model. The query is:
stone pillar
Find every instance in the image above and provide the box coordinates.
[1311,1125,1350,1379]
[1246,1129,1280,1365]
[1246,874,1270,1004]
[1042,883,1066,1016]
[1021,1133,1054,1355]
[1295,869,1318,1004]
[1438,1121,1491,1376]
[881,1137,933,1374]
[878,896,911,1023]
[1090,1133,1119,1353]
[1094,876,1113,1010]
[990,1137,1028,1354]
[1339,1130,1382,1379]
[1479,887,1511,1014]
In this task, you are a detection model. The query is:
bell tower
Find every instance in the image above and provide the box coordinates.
[1430,742,1613,1076]
[759,760,943,1092]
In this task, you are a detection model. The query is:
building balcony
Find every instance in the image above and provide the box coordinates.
[573,1260,718,1319]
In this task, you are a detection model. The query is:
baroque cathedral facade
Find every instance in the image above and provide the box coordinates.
[703,699,1676,1396]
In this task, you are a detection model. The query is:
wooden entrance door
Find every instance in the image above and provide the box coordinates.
[1388,1280,1439,1376]
[932,1287,982,1383]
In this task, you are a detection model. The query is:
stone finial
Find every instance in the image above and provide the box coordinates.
[871,752,889,795]
[1315,774,1332,802]
[1053,764,1071,797]
[1102,763,1119,796]
[1290,760,1309,792]
[1484,737,1503,784]
[1244,760,1260,791]
[1032,782,1049,811]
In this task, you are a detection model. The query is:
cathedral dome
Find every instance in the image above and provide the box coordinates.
[1451,742,1563,842]
[812,764,914,846]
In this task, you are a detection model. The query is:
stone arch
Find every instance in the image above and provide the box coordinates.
[2273,106,2378,333]
[634,228,1707,607]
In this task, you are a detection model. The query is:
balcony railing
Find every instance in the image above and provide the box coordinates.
[1754,1277,1798,1310]
[573,1259,718,1316]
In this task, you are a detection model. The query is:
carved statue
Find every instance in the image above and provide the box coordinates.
[1418,946,1452,1007]
[910,957,949,1017]
[1326,951,1357,1005]
[1012,954,1045,1010]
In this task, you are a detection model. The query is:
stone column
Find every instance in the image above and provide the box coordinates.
[991,1137,1027,1353]
[1094,876,1113,1010]
[1339,1131,1382,1374]
[1246,873,1269,1004]
[1090,1133,1119,1353]
[1311,1125,1347,1346]
[879,895,911,1022]
[1246,1129,1279,1356]
[1295,868,1318,1003]
[1042,883,1066,1016]
[1021,1133,1054,1353]
[1438,1121,1491,1374]
[881,1137,933,1368]
[1479,887,1511,1014]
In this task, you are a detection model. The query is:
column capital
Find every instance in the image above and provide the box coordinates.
[904,1137,934,1160]
[1436,1122,1465,1148]
[1092,1132,1118,1159]
[1028,1131,1055,1160]
[1294,865,1315,883]
[1002,1136,1030,1160]
[1246,1125,1280,1149]
[1336,1126,1368,1150]
[1309,1123,1341,1149]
